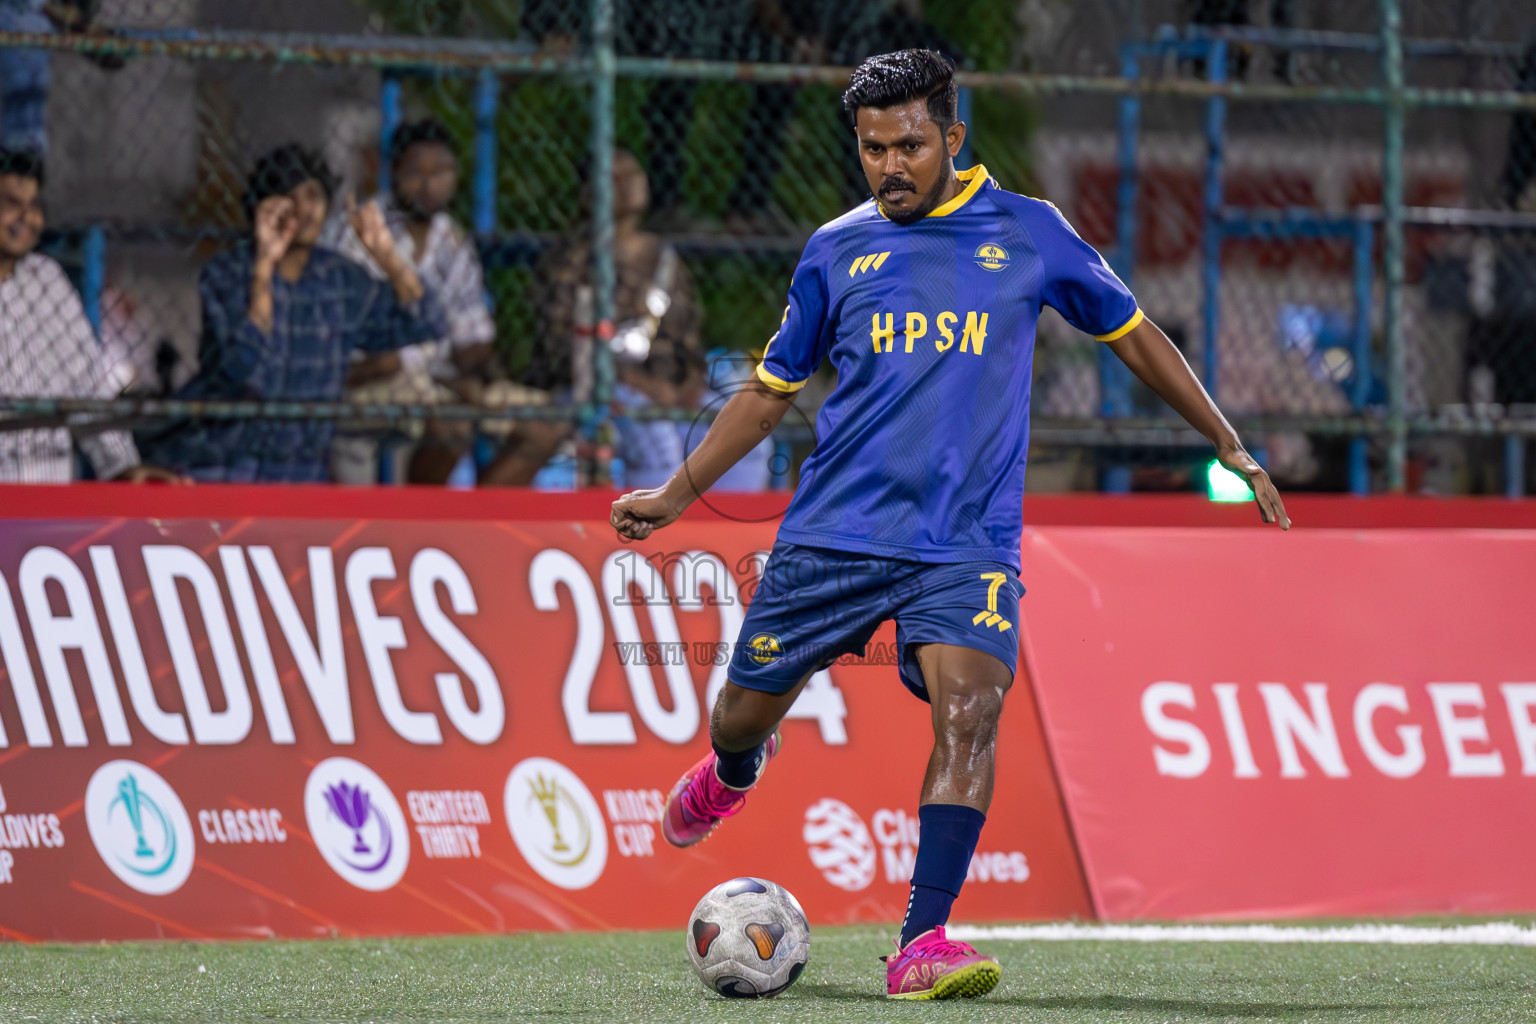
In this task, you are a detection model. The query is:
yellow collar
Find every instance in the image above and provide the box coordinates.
[877,164,991,221]
[929,164,991,217]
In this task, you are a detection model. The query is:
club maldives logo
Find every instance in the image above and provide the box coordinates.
[304,757,409,891]
[503,757,607,890]
[84,761,195,895]
[803,798,876,892]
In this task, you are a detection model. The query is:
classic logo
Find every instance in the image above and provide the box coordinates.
[972,572,1013,632]
[504,757,607,890]
[748,632,784,665]
[803,798,876,891]
[848,251,892,277]
[84,760,195,895]
[304,757,410,891]
[973,243,1010,272]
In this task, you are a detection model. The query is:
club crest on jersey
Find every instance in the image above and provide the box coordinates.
[748,632,784,664]
[973,243,1010,272]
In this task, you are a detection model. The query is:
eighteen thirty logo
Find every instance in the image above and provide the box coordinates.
[803,798,876,891]
[503,757,607,890]
[84,761,195,895]
[304,757,410,891]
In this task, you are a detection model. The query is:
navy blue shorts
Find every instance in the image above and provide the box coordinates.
[729,541,1024,702]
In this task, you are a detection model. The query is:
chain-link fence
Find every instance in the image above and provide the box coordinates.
[0,0,1534,493]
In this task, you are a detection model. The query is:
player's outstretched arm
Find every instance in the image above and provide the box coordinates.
[610,383,797,541]
[1106,319,1291,530]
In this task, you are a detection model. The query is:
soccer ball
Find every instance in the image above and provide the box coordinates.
[686,877,811,998]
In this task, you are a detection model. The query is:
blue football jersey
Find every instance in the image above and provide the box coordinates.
[757,165,1141,570]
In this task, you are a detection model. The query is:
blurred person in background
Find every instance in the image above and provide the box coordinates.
[322,118,499,485]
[511,148,702,487]
[721,0,965,231]
[521,0,957,232]
[679,349,774,491]
[621,0,752,232]
[0,148,174,482]
[1186,0,1297,80]
[1463,37,1536,494]
[0,0,125,155]
[1468,36,1536,409]
[144,144,445,483]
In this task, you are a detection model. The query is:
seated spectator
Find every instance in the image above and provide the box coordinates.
[0,148,173,482]
[144,144,445,482]
[322,118,500,485]
[506,148,702,488]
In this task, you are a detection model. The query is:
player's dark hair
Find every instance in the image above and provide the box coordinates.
[242,143,338,223]
[0,148,45,187]
[389,118,456,168]
[842,49,959,133]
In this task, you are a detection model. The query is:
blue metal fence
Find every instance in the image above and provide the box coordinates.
[4,0,1536,495]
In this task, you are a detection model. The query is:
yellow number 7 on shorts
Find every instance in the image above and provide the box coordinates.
[971,572,1012,632]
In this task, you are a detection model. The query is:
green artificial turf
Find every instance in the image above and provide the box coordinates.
[1,926,1532,1023]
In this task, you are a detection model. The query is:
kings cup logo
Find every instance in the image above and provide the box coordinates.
[504,757,607,890]
[85,761,195,895]
[304,757,410,891]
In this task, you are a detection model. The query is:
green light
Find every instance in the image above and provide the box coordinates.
[1206,460,1255,503]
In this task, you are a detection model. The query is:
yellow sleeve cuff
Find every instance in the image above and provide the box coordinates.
[755,364,808,393]
[1094,307,1145,342]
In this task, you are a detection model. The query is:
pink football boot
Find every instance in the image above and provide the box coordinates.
[661,732,782,848]
[884,926,1002,1000]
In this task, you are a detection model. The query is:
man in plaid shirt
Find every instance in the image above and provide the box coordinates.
[149,144,446,482]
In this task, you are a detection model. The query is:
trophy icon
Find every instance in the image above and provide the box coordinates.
[118,773,154,859]
[529,774,570,854]
[324,781,374,854]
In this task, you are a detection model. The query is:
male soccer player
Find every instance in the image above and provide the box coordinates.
[611,49,1289,1001]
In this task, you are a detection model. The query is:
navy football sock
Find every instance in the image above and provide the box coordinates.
[711,738,768,790]
[899,803,986,948]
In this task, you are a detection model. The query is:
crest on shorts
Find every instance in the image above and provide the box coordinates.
[973,243,1010,272]
[747,633,784,664]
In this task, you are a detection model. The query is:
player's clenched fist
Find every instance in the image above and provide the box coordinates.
[611,488,685,541]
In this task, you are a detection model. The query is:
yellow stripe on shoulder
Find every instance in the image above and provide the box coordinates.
[755,364,808,393]
[1094,308,1145,342]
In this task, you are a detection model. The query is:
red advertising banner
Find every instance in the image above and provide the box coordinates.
[0,495,1089,941]
[1019,525,1536,921]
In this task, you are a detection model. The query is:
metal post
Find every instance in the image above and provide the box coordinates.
[1506,436,1526,499]
[1379,0,1408,491]
[1110,48,1140,333]
[379,73,402,196]
[1102,46,1141,494]
[590,0,616,411]
[81,224,105,337]
[1201,39,1227,400]
[473,68,499,237]
[1349,216,1374,494]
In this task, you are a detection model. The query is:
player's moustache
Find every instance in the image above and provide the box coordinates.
[879,176,914,196]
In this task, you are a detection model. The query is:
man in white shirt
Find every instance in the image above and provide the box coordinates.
[322,118,519,484]
[0,149,173,483]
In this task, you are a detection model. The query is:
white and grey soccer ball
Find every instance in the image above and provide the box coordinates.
[686,877,811,998]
